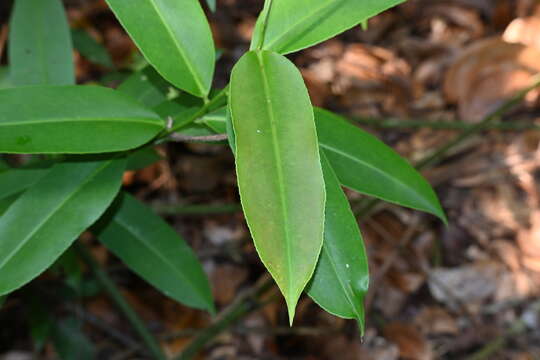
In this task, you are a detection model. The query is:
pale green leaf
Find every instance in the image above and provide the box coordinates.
[230,50,325,323]
[251,0,405,54]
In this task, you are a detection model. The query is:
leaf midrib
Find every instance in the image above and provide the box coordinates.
[0,118,162,127]
[146,0,206,96]
[113,213,209,306]
[256,51,294,300]
[0,161,112,271]
[263,0,345,51]
[319,143,434,212]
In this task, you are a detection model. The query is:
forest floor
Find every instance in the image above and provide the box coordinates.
[2,0,540,359]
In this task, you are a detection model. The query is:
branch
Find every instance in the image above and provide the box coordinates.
[169,133,228,143]
[75,243,166,360]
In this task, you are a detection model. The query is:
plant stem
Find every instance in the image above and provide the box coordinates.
[162,86,229,136]
[154,203,242,216]
[354,117,540,131]
[255,0,274,50]
[354,75,540,219]
[175,276,275,360]
[74,243,166,360]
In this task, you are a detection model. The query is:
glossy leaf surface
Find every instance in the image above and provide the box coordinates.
[0,168,50,200]
[106,0,215,97]
[252,0,405,54]
[230,50,325,322]
[0,85,164,154]
[98,192,214,312]
[0,158,126,295]
[9,0,74,85]
[307,152,369,330]
[315,108,445,221]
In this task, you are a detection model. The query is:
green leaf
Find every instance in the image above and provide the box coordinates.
[251,0,405,54]
[314,108,446,221]
[0,85,164,154]
[229,50,325,323]
[126,147,162,171]
[9,0,74,85]
[307,152,369,331]
[0,158,126,296]
[97,192,214,312]
[71,29,114,68]
[106,0,215,97]
[0,168,50,201]
[0,296,5,309]
[118,66,171,108]
[0,67,10,89]
[52,318,96,360]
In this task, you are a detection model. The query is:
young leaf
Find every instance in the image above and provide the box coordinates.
[315,108,446,221]
[0,158,126,296]
[230,50,325,323]
[106,0,215,98]
[0,85,164,154]
[0,168,50,201]
[307,152,369,331]
[117,66,171,108]
[97,192,214,312]
[251,0,405,54]
[9,0,74,85]
[71,29,114,68]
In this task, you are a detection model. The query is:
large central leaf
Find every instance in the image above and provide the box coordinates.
[252,0,405,54]
[0,158,126,295]
[0,85,164,154]
[106,0,215,98]
[229,50,325,323]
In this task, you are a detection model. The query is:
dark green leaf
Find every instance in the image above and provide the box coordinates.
[71,29,114,68]
[118,66,171,108]
[251,0,405,54]
[52,318,95,360]
[315,108,446,221]
[126,147,162,171]
[9,0,74,85]
[307,152,369,331]
[106,0,215,97]
[98,192,214,312]
[0,168,50,200]
[0,158,126,295]
[230,50,325,323]
[0,296,5,309]
[0,67,10,89]
[0,85,164,154]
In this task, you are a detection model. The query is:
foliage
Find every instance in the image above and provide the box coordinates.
[0,0,443,357]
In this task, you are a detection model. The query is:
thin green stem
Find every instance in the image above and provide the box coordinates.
[175,276,275,360]
[75,243,166,360]
[354,117,540,131]
[353,75,540,219]
[162,86,229,137]
[256,0,274,50]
